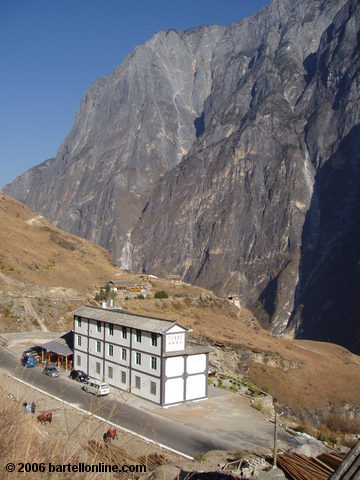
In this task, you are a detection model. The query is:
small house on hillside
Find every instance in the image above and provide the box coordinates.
[228,293,241,308]
[102,280,151,299]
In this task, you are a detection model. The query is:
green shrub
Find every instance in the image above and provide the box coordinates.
[154,290,168,299]
[136,294,145,299]
[194,452,207,462]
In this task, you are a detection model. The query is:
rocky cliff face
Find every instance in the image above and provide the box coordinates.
[132,0,359,345]
[4,0,360,352]
[4,25,224,264]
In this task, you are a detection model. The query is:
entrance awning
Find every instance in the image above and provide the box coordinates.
[41,340,73,357]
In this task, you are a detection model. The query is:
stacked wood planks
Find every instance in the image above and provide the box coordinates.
[138,452,168,470]
[276,452,335,480]
[317,452,344,471]
[85,440,167,477]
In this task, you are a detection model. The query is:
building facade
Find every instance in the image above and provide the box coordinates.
[72,305,210,406]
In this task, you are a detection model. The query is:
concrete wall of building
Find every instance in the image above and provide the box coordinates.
[89,338,104,358]
[186,354,206,374]
[104,324,130,347]
[104,361,129,389]
[132,349,160,377]
[164,377,184,404]
[74,333,88,353]
[104,342,124,364]
[131,329,161,355]
[74,316,89,336]
[165,356,184,377]
[89,355,104,380]
[88,319,104,340]
[186,373,206,400]
[74,349,88,371]
[130,371,161,403]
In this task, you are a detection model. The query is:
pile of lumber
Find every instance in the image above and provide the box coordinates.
[317,452,344,471]
[276,452,336,479]
[85,440,167,477]
[138,452,168,470]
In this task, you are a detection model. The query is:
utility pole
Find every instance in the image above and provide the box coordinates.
[273,408,283,468]
[273,410,278,468]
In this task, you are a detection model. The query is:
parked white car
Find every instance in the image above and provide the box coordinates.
[83,379,110,396]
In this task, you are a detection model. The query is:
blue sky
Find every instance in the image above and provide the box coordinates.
[0,0,269,189]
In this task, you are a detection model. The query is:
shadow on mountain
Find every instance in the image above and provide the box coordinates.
[290,124,360,354]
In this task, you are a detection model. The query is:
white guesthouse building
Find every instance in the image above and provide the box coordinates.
[73,305,211,406]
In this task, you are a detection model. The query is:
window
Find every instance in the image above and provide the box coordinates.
[135,376,141,389]
[151,333,157,347]
[96,341,101,353]
[108,366,113,379]
[77,335,81,347]
[121,371,126,384]
[151,356,157,370]
[122,326,127,339]
[122,348,127,361]
[76,355,81,367]
[135,352,141,365]
[77,317,82,328]
[136,329,141,343]
[109,324,114,336]
[150,381,156,396]
[108,345,113,357]
[97,321,101,333]
[96,362,101,374]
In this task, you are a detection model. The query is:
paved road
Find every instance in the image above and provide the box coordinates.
[0,345,237,457]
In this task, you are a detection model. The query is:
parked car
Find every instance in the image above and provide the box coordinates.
[23,345,43,356]
[83,380,110,396]
[21,355,36,368]
[43,366,59,378]
[69,370,89,383]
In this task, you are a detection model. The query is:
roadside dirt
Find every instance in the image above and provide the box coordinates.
[0,370,237,479]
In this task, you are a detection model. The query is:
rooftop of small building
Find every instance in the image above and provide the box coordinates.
[163,342,212,357]
[72,305,187,334]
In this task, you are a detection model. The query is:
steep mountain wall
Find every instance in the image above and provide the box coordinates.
[132,0,358,342]
[4,0,360,352]
[4,25,224,264]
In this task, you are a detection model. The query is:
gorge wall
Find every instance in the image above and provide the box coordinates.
[4,0,360,352]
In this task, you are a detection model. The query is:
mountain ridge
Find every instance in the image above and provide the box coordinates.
[4,0,360,353]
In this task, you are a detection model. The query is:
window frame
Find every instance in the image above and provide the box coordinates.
[150,381,156,396]
[151,356,157,370]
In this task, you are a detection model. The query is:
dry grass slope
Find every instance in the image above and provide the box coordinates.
[119,277,360,422]
[0,192,118,292]
[0,193,119,332]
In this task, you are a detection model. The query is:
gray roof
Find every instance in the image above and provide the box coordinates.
[41,340,73,357]
[72,305,182,334]
[163,342,212,357]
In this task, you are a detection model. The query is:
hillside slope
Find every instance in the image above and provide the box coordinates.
[0,192,118,331]
[118,280,360,426]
